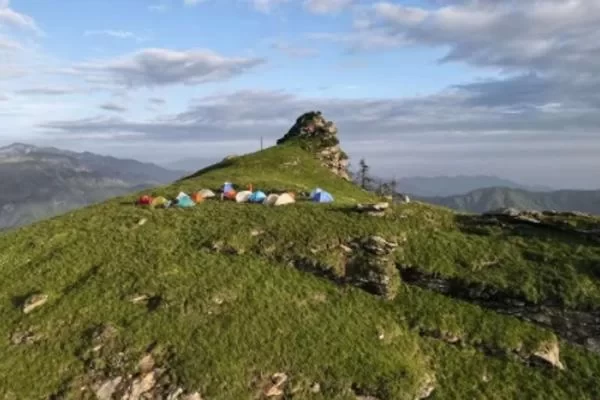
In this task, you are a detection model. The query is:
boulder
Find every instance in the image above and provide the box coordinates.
[277,111,350,180]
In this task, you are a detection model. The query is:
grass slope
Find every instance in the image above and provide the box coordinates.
[1,143,600,399]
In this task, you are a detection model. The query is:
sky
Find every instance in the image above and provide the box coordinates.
[1,0,599,188]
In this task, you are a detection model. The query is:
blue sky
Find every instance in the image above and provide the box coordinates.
[1,0,599,188]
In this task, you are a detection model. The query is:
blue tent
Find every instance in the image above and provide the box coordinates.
[311,189,334,203]
[248,191,267,203]
[176,192,195,208]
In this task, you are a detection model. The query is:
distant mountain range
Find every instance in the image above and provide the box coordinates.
[0,143,185,230]
[415,187,600,215]
[396,175,553,197]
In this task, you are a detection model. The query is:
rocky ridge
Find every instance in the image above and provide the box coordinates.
[277,111,350,180]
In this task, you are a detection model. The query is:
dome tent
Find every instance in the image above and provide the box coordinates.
[248,191,267,203]
[175,192,195,208]
[235,190,252,203]
[310,188,334,203]
[274,193,295,206]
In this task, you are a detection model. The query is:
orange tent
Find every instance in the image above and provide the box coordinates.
[191,192,205,203]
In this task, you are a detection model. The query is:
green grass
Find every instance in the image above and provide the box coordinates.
[1,143,600,399]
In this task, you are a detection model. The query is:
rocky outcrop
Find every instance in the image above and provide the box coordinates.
[277,111,350,180]
[400,267,600,355]
[355,202,390,217]
[346,236,402,300]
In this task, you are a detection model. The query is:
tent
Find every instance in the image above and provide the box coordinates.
[151,196,170,208]
[198,189,216,199]
[176,192,195,208]
[248,191,267,203]
[264,194,279,206]
[137,195,153,206]
[222,182,235,194]
[309,188,321,199]
[311,189,334,203]
[274,193,295,206]
[222,190,237,201]
[235,190,252,203]
[191,192,205,203]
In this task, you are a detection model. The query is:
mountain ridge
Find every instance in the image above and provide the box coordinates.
[0,142,185,230]
[416,186,600,215]
[393,175,554,197]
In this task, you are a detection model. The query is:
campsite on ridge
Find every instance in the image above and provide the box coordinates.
[1,111,600,399]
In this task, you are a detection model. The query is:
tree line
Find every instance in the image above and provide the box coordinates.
[351,158,398,197]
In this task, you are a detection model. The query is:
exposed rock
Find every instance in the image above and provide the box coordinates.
[346,236,401,299]
[139,353,156,374]
[310,382,321,394]
[263,372,288,397]
[183,393,204,400]
[415,374,436,399]
[585,338,600,353]
[94,376,122,400]
[129,294,150,305]
[401,267,600,355]
[277,111,349,180]
[10,329,42,345]
[532,341,565,370]
[22,293,48,314]
[355,202,390,217]
[124,369,158,399]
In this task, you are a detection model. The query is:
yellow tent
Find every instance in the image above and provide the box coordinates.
[151,196,170,208]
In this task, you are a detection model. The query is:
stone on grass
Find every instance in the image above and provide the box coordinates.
[22,293,48,314]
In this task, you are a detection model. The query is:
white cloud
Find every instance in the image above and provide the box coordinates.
[358,0,600,75]
[304,0,352,14]
[84,30,146,42]
[0,36,21,50]
[72,48,265,88]
[0,0,43,34]
[183,0,206,5]
[251,0,290,13]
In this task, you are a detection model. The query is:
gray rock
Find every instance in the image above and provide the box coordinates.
[277,111,350,180]
[95,377,123,400]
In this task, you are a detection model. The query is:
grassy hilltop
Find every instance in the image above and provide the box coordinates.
[1,137,600,399]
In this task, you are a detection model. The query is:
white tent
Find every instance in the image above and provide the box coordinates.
[198,189,216,198]
[274,193,295,206]
[263,194,279,206]
[235,190,252,203]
